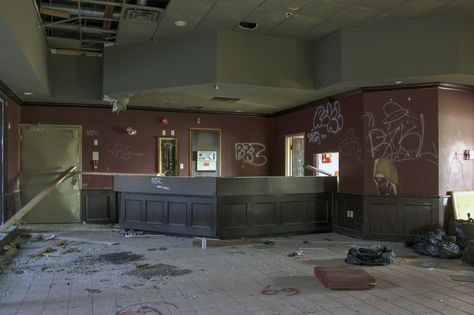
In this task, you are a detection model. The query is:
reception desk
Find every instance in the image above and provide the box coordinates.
[115,176,338,238]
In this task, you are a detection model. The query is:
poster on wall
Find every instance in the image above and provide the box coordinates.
[197,151,217,171]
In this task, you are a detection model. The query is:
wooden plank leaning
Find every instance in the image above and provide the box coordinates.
[0,166,77,233]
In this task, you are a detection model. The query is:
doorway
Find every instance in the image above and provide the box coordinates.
[314,152,339,176]
[189,128,221,177]
[285,133,305,176]
[20,124,82,223]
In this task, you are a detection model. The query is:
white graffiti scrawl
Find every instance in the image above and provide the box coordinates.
[365,101,438,165]
[307,101,344,145]
[235,143,267,166]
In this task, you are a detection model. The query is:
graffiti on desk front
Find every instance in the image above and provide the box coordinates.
[364,101,438,165]
[307,101,344,145]
[151,177,170,191]
[235,143,267,166]
[261,285,300,296]
[107,142,143,161]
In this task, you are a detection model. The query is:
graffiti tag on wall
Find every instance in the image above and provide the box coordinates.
[364,101,438,165]
[307,101,344,145]
[235,143,267,166]
[337,128,361,170]
[106,142,143,161]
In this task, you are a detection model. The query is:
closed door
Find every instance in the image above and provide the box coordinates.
[20,124,81,223]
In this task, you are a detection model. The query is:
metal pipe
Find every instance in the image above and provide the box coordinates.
[303,164,334,177]
[43,23,117,34]
[41,4,121,19]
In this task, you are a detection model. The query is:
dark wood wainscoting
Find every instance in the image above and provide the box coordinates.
[217,192,332,238]
[120,192,217,237]
[335,193,442,241]
[82,189,117,224]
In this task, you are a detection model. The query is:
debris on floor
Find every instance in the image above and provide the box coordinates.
[407,228,461,258]
[192,237,267,247]
[287,250,304,257]
[98,251,143,264]
[128,263,191,280]
[449,274,474,282]
[314,265,376,290]
[463,240,474,265]
[345,245,395,266]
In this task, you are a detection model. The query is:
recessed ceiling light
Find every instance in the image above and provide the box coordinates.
[395,80,403,85]
[23,92,33,95]
[174,20,187,27]
[238,21,258,30]
[235,110,242,113]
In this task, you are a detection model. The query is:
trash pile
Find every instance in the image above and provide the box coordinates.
[406,228,461,259]
[345,245,395,266]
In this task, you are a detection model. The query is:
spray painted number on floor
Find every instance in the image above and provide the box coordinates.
[261,285,300,296]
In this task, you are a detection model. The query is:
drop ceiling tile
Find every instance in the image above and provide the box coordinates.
[301,0,349,19]
[269,14,324,37]
[419,4,468,18]
[258,0,313,11]
[450,0,474,11]
[299,19,341,39]
[356,0,408,11]
[369,11,406,24]
[194,18,237,32]
[204,1,262,21]
[389,0,451,18]
[329,5,381,26]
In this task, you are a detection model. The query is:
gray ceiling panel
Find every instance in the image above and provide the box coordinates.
[204,0,263,21]
[356,0,408,11]
[299,19,340,39]
[389,0,452,18]
[269,14,324,37]
[302,0,348,19]
[258,0,313,11]
[329,6,381,26]
[195,18,237,32]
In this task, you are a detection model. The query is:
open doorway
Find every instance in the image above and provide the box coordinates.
[0,97,4,225]
[314,152,339,176]
[285,133,305,176]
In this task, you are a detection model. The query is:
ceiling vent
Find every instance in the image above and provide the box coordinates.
[124,8,159,22]
[211,97,240,103]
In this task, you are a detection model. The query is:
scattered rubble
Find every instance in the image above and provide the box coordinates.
[128,263,191,280]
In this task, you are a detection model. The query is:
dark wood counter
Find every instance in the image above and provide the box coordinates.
[115,176,338,238]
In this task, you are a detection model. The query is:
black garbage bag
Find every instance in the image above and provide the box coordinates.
[412,228,461,258]
[345,245,395,266]
[462,240,474,266]
[448,218,474,250]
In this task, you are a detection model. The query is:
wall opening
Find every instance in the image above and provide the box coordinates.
[285,133,305,176]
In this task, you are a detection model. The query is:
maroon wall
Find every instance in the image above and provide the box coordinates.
[1,92,21,193]
[272,94,364,194]
[21,106,272,188]
[362,88,439,196]
[273,88,440,196]
[438,88,474,195]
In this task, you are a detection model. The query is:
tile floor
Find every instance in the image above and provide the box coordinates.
[1,227,474,315]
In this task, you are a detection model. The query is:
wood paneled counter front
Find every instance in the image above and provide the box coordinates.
[115,176,338,238]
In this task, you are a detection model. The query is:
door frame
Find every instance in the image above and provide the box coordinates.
[285,132,305,176]
[0,97,5,225]
[189,128,222,176]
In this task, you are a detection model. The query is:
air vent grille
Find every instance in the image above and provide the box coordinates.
[124,8,159,22]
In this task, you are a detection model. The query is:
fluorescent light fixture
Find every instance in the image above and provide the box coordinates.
[23,92,33,95]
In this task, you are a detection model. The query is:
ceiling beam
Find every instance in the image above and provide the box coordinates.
[39,7,71,19]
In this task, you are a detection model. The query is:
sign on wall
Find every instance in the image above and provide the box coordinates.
[197,151,217,171]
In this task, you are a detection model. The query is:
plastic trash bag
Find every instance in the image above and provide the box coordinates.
[462,240,474,266]
[411,228,461,258]
[449,218,474,250]
[345,245,395,266]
